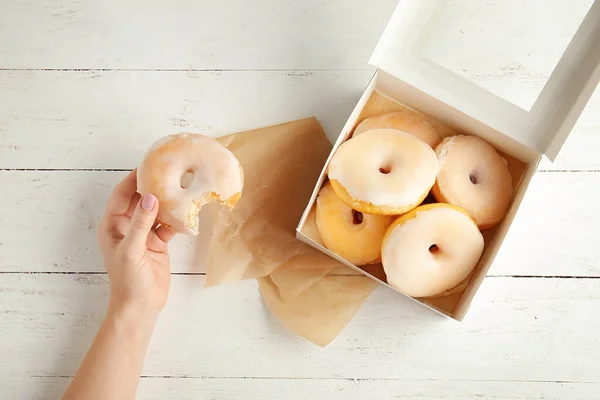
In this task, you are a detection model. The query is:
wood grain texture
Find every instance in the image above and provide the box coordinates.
[423,0,595,111]
[0,70,598,170]
[1,0,599,397]
[0,0,398,70]
[1,170,598,276]
[4,376,599,400]
[1,274,599,384]
[0,70,373,169]
[0,170,201,273]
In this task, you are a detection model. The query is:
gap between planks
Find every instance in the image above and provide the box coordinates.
[2,169,600,173]
[1,271,600,279]
[0,68,368,72]
[23,375,600,385]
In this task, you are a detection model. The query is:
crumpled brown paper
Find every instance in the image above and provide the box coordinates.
[205,118,378,347]
[258,275,376,347]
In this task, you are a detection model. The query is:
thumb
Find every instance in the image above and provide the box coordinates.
[124,193,159,252]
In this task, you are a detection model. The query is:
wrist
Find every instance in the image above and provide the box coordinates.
[107,297,160,332]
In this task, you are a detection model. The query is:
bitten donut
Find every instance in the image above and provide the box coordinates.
[137,133,244,235]
[354,111,441,148]
[328,129,439,215]
[316,183,393,265]
[432,135,513,229]
[382,203,484,298]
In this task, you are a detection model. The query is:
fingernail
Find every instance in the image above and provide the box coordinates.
[141,193,156,211]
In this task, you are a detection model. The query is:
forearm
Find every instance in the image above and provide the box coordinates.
[63,302,157,400]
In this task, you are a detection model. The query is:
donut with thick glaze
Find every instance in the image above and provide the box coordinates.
[432,135,512,229]
[354,111,441,148]
[382,203,484,298]
[137,133,244,235]
[328,129,438,215]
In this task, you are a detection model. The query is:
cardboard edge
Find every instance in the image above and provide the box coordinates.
[370,0,444,67]
[297,66,542,321]
[370,0,600,160]
[295,69,458,320]
[296,230,453,320]
[453,156,541,320]
[376,71,540,164]
[297,72,379,229]
[529,1,600,160]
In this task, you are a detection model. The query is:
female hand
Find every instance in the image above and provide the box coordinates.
[98,169,177,321]
[64,170,178,400]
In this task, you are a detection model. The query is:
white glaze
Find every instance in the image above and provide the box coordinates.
[328,129,438,208]
[353,111,441,148]
[435,135,513,228]
[382,206,484,298]
[137,133,243,234]
[3,0,600,395]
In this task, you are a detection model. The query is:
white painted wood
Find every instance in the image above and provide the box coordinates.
[371,0,600,161]
[0,170,201,273]
[1,0,599,397]
[1,274,599,383]
[0,70,598,170]
[422,0,595,111]
[0,70,373,169]
[491,171,600,277]
[0,0,398,70]
[1,170,598,276]
[4,376,599,400]
[0,0,594,95]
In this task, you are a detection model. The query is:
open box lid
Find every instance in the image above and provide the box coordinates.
[370,0,600,161]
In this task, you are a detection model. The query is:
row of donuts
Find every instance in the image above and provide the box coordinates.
[315,111,514,298]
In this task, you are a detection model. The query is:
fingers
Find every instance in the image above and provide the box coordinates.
[155,225,177,243]
[125,192,142,218]
[100,216,129,240]
[147,226,177,253]
[122,193,159,252]
[105,169,138,216]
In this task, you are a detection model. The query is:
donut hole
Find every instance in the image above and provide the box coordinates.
[352,210,364,225]
[378,165,391,175]
[180,170,195,189]
[428,244,440,255]
[469,172,479,185]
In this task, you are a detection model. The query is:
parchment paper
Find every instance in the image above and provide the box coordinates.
[206,117,333,284]
[206,118,378,346]
[258,275,377,348]
[298,91,529,318]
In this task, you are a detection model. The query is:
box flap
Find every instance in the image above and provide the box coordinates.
[370,0,600,160]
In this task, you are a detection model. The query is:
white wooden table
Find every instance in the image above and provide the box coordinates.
[1,1,599,399]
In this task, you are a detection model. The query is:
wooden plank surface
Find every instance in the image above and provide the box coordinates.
[0,0,591,80]
[0,70,372,168]
[1,274,599,384]
[422,0,595,111]
[5,377,599,400]
[1,0,600,398]
[0,70,598,170]
[1,170,598,277]
[0,0,398,70]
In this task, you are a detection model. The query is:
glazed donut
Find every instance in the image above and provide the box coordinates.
[381,203,484,298]
[426,273,472,299]
[328,129,439,215]
[432,135,513,229]
[137,133,244,235]
[354,111,441,148]
[316,183,393,265]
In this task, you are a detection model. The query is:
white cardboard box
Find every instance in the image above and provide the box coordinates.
[296,0,600,320]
